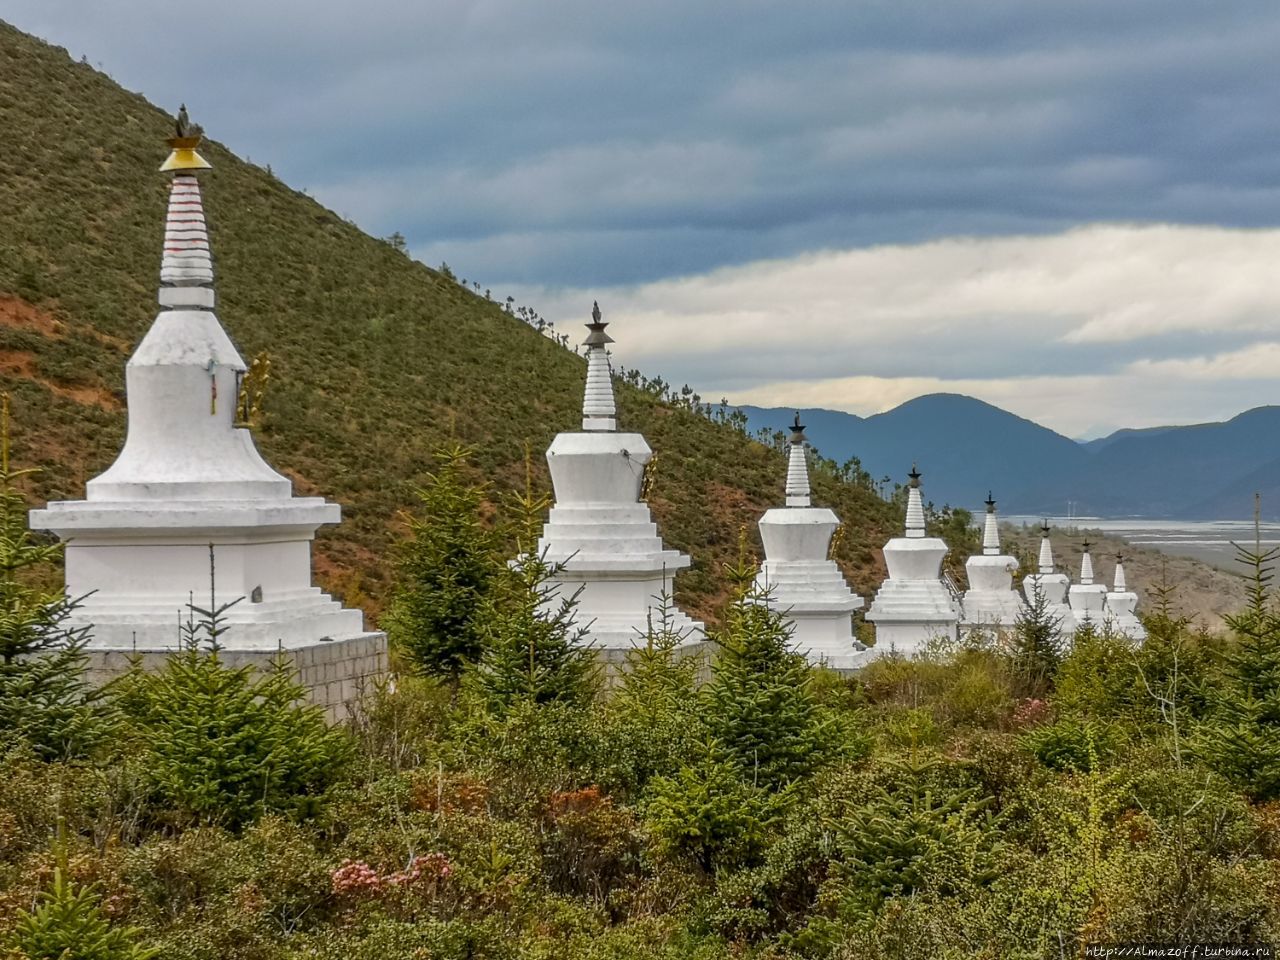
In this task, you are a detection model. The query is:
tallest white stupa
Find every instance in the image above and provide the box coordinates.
[536,304,702,649]
[30,109,383,716]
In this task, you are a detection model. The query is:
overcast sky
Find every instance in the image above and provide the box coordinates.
[8,1,1280,437]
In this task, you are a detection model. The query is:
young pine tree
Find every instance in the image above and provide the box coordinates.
[384,443,503,678]
[704,542,831,790]
[116,559,351,829]
[465,467,597,712]
[1010,579,1066,694]
[1194,533,1280,799]
[6,818,157,959]
[602,592,705,794]
[0,395,112,760]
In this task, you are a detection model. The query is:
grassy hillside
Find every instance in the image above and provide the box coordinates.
[0,21,899,620]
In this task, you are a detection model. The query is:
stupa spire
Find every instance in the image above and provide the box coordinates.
[1080,539,1095,585]
[784,412,811,507]
[158,105,214,309]
[1037,521,1055,573]
[904,464,925,539]
[982,492,1000,555]
[581,301,617,431]
[1113,553,1127,591]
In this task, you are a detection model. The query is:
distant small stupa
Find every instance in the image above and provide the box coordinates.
[1104,554,1146,641]
[1022,522,1077,642]
[535,304,702,649]
[961,493,1025,632]
[752,414,865,666]
[865,466,960,655]
[1068,538,1109,627]
[30,109,384,719]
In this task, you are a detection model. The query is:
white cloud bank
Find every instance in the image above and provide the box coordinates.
[506,224,1280,438]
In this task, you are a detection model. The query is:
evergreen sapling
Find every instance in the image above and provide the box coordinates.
[466,464,597,712]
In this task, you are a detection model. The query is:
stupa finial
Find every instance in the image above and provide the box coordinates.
[160,104,211,173]
[784,412,810,507]
[789,411,806,444]
[982,492,1000,555]
[1114,552,1127,591]
[581,301,617,430]
[904,464,925,537]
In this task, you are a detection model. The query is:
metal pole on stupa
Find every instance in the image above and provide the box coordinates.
[30,107,386,721]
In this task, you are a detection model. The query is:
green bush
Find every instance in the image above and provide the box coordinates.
[704,579,832,790]
[384,443,504,678]
[644,742,776,875]
[116,650,351,830]
[1022,717,1122,772]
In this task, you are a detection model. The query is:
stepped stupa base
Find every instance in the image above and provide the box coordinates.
[785,613,865,667]
[864,620,958,657]
[866,579,959,656]
[960,594,1026,634]
[544,567,705,651]
[1105,613,1146,642]
[755,559,864,667]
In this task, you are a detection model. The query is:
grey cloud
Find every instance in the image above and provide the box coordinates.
[9,0,1280,286]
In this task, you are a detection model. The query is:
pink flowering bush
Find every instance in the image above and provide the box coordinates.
[1011,697,1050,729]
[331,852,453,906]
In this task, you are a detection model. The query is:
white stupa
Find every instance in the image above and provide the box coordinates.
[960,493,1025,633]
[1104,554,1146,641]
[1068,539,1109,628]
[30,111,383,718]
[865,467,960,655]
[753,414,864,667]
[536,304,703,649]
[1022,522,1077,640]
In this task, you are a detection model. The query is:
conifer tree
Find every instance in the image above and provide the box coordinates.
[385,442,503,678]
[1193,529,1280,800]
[704,539,831,790]
[6,818,157,959]
[117,556,350,829]
[0,395,111,760]
[1009,579,1065,693]
[604,592,704,793]
[466,465,597,712]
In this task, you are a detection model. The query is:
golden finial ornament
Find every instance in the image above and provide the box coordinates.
[159,103,212,172]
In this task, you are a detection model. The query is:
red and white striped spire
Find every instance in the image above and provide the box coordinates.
[982,492,1001,555]
[1038,521,1055,573]
[784,412,811,507]
[905,465,926,539]
[158,105,215,310]
[581,301,617,431]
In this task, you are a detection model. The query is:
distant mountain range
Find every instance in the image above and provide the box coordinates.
[738,395,1280,520]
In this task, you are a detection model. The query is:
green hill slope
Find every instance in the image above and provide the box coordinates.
[0,20,898,620]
